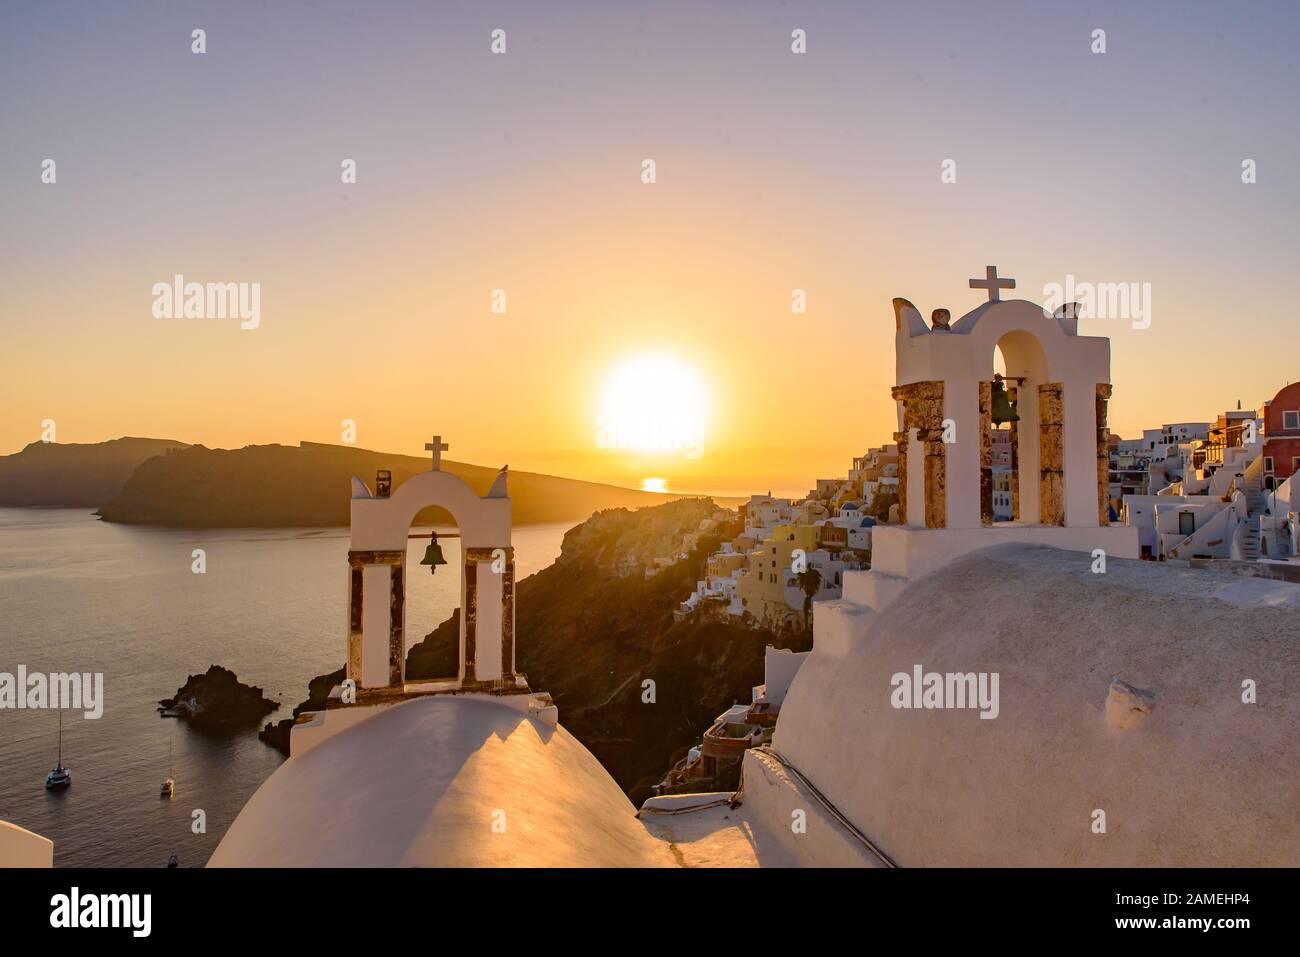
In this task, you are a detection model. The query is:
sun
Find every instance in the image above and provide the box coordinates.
[597,354,709,459]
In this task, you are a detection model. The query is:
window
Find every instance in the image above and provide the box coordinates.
[1178,511,1196,536]
[1265,457,1275,472]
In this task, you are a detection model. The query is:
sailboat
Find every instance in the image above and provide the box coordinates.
[160,739,175,798]
[44,712,71,790]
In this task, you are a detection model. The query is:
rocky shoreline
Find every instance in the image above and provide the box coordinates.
[258,668,345,755]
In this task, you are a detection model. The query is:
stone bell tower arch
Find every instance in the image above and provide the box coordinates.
[891,268,1116,532]
[812,268,1138,653]
[345,436,524,701]
[856,267,1140,595]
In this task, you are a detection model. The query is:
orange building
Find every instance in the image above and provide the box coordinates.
[1262,382,1300,489]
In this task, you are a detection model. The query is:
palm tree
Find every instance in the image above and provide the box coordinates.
[795,566,823,631]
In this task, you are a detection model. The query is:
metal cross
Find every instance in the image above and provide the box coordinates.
[969,265,1016,303]
[425,435,449,470]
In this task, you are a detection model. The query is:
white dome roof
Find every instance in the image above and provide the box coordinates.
[209,695,673,867]
[772,544,1300,866]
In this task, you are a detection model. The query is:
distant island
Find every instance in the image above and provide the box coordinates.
[0,438,725,526]
[0,437,188,507]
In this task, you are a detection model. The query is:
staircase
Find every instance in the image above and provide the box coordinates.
[1239,514,1262,559]
[1238,461,1267,560]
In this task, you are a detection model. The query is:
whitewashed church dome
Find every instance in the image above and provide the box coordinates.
[209,695,673,867]
[771,544,1300,866]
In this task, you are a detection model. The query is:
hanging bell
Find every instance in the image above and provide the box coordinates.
[990,378,1019,426]
[419,534,448,574]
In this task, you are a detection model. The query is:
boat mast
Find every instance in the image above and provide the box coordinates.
[56,711,63,768]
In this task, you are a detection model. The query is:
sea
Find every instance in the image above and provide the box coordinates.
[0,508,570,867]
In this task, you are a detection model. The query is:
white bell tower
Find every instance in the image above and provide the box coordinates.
[817,269,1139,646]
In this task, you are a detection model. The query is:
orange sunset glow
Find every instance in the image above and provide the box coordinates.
[1,0,1297,915]
[5,5,1298,496]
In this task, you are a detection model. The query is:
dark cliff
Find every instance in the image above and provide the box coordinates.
[96,441,713,527]
[0,437,188,507]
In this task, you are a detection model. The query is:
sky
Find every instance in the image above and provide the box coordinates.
[2,0,1298,497]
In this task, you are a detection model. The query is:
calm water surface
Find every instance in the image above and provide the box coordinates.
[0,509,569,867]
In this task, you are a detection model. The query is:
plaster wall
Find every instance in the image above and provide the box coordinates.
[361,564,391,686]
[0,820,53,867]
[868,523,1137,582]
[767,544,1300,866]
[475,562,504,682]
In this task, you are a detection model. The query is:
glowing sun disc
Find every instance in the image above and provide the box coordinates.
[597,355,708,458]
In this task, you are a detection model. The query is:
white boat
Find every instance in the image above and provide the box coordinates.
[44,712,71,790]
[160,740,175,798]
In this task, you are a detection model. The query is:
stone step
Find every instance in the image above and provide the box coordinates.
[812,599,874,657]
[842,568,910,611]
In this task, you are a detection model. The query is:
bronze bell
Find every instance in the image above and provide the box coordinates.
[991,378,1019,426]
[419,534,448,574]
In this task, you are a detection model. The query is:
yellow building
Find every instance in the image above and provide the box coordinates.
[770,523,822,552]
[738,537,805,632]
[707,551,747,580]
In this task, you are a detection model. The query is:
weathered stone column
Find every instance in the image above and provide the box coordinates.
[923,430,947,529]
[1038,383,1065,526]
[346,549,405,689]
[462,554,479,684]
[499,548,516,680]
[347,564,363,683]
[979,381,993,527]
[388,564,404,686]
[1097,383,1113,525]
[462,546,518,689]
[892,381,947,529]
[1008,383,1020,522]
[892,430,909,525]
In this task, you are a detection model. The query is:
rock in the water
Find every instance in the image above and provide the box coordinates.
[259,667,346,755]
[159,665,278,733]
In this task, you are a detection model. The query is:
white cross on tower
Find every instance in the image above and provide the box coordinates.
[969,265,1016,303]
[425,435,449,471]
